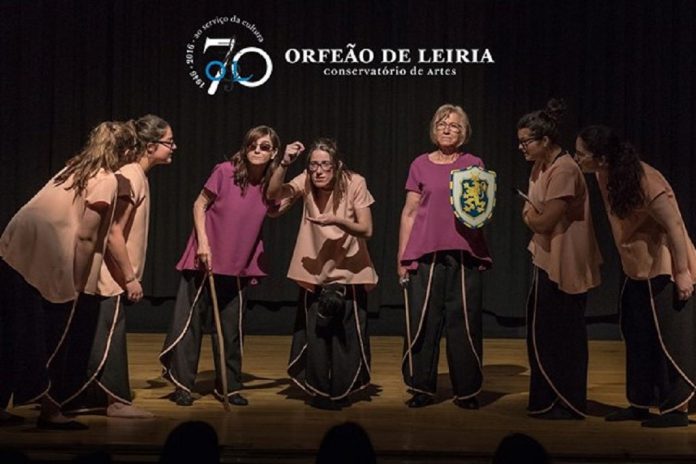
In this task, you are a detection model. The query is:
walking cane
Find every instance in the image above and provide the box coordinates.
[400,275,414,381]
[208,271,230,411]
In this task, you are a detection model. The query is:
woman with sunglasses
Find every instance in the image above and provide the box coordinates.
[160,126,298,407]
[397,104,492,409]
[0,121,136,429]
[517,99,602,420]
[48,115,174,419]
[267,138,377,410]
[575,125,696,428]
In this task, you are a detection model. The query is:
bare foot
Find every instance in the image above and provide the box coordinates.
[106,402,154,419]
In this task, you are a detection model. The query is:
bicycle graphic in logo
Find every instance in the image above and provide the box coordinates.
[200,37,273,95]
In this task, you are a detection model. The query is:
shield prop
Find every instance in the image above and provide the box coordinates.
[449,166,497,228]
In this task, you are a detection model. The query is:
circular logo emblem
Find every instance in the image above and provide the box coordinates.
[185,16,273,95]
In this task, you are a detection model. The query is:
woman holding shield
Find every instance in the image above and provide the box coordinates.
[397,104,492,409]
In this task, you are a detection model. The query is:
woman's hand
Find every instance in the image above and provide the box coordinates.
[397,265,410,282]
[125,279,143,303]
[282,141,305,166]
[675,270,694,301]
[196,244,212,271]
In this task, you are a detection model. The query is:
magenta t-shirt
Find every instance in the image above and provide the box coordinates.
[176,162,271,277]
[401,153,492,268]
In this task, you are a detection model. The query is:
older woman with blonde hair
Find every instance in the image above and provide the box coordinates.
[398,104,492,409]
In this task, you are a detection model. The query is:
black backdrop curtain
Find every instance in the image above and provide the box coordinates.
[1,0,694,337]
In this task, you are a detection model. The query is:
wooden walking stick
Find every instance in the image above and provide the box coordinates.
[208,271,230,411]
[401,276,414,381]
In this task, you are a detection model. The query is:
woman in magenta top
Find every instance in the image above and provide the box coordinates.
[398,103,492,409]
[160,125,290,407]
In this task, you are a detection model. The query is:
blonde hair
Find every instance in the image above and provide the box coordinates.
[429,104,472,147]
[54,121,138,196]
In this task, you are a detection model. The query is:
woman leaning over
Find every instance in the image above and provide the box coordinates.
[576,125,696,428]
[48,115,175,419]
[0,121,134,429]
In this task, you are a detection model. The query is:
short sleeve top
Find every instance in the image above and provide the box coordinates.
[176,162,273,277]
[285,171,379,290]
[0,169,117,302]
[527,153,602,294]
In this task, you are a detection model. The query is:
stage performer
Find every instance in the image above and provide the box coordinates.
[575,125,696,428]
[0,121,136,429]
[160,126,293,407]
[397,104,492,409]
[48,115,175,419]
[267,138,377,410]
[518,99,602,420]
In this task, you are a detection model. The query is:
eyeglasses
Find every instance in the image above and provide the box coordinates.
[155,140,176,149]
[308,161,334,172]
[435,121,463,133]
[247,142,274,152]
[518,138,539,149]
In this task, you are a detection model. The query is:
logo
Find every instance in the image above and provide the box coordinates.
[450,166,497,229]
[185,16,273,95]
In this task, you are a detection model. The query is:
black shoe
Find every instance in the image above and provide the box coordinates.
[530,404,584,420]
[309,396,341,411]
[37,417,89,431]
[453,397,479,410]
[641,411,689,428]
[228,393,249,406]
[170,389,194,407]
[0,412,25,427]
[605,406,651,422]
[406,393,435,408]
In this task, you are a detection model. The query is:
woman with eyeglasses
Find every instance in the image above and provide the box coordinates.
[397,104,492,409]
[160,126,299,407]
[48,115,174,419]
[517,99,602,420]
[0,121,136,429]
[267,138,377,410]
[575,125,696,428]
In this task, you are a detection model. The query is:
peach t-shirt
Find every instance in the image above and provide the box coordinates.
[286,171,379,290]
[527,154,602,294]
[87,163,150,296]
[0,169,117,303]
[597,162,696,281]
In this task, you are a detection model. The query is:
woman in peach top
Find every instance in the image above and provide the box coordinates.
[267,138,378,410]
[0,121,136,429]
[576,125,696,428]
[518,99,602,420]
[49,115,174,419]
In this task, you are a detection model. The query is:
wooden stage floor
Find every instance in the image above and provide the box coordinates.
[2,335,696,463]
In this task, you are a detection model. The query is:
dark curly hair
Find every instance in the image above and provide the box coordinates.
[577,125,645,219]
[517,98,567,144]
